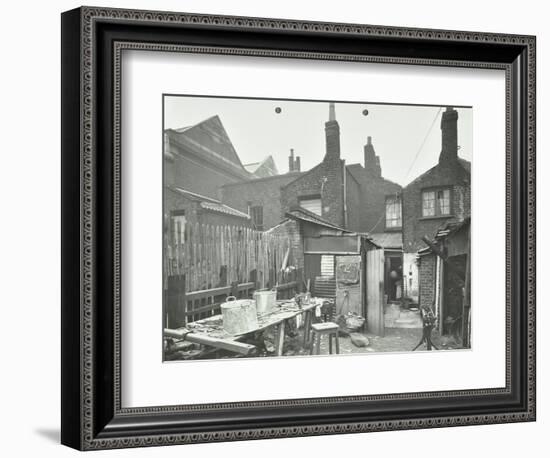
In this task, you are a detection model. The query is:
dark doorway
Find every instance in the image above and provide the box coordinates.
[384,254,403,302]
[442,254,467,336]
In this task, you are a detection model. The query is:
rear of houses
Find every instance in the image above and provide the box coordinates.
[163,101,471,358]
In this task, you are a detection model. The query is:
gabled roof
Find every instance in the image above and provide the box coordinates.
[243,155,279,178]
[168,186,250,220]
[405,155,471,188]
[166,116,249,177]
[458,157,471,173]
[346,163,402,189]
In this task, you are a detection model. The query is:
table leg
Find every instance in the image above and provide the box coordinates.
[335,332,340,354]
[315,333,321,355]
[275,322,285,356]
[303,311,312,348]
[329,333,333,354]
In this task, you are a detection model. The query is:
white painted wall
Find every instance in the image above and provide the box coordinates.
[403,252,420,303]
[0,0,546,457]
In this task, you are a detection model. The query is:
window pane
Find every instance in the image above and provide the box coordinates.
[437,189,450,215]
[251,206,263,231]
[422,191,435,216]
[385,196,402,228]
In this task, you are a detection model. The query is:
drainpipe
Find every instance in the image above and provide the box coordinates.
[342,160,348,228]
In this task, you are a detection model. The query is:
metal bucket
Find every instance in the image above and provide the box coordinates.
[220,296,258,335]
[253,289,277,315]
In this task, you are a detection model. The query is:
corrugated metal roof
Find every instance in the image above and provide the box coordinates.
[200,201,251,219]
[170,186,250,220]
[368,232,403,249]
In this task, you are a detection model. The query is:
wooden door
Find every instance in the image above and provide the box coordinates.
[366,249,385,336]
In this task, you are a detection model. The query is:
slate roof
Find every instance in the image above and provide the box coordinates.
[166,116,249,177]
[405,155,471,188]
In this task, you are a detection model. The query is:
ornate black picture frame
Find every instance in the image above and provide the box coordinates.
[61,6,536,450]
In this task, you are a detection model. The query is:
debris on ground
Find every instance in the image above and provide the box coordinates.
[350,333,370,348]
[335,312,366,336]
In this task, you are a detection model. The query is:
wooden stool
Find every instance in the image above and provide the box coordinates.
[310,322,340,355]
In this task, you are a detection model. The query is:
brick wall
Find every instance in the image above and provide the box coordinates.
[363,177,402,233]
[280,156,345,227]
[346,164,402,233]
[166,153,244,200]
[402,162,470,253]
[419,253,436,310]
[345,168,363,232]
[220,173,302,230]
[403,252,419,303]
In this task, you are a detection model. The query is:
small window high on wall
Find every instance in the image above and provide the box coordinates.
[299,195,322,216]
[385,194,402,229]
[251,205,263,231]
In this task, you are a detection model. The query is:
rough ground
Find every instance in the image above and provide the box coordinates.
[279,326,464,357]
[170,325,464,360]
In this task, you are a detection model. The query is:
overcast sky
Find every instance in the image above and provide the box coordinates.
[164,95,472,186]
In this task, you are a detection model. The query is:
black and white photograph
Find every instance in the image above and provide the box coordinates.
[162,96,472,361]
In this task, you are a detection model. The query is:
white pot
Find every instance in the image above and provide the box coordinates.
[253,289,277,315]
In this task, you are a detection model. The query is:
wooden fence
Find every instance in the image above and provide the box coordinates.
[164,222,300,327]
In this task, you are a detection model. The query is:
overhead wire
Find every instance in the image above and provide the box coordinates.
[366,107,443,234]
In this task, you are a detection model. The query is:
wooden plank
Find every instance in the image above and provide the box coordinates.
[366,249,385,336]
[164,329,256,355]
[185,282,255,300]
[274,323,285,356]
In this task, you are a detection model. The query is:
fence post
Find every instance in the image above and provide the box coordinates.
[166,274,186,328]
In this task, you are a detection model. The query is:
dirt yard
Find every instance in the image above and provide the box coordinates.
[278,326,464,357]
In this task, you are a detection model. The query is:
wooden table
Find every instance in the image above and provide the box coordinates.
[172,299,322,357]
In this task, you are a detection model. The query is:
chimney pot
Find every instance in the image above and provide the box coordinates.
[295,156,301,172]
[328,102,336,122]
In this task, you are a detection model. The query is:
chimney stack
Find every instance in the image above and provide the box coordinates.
[325,102,340,161]
[364,136,381,177]
[439,107,459,165]
[288,149,301,172]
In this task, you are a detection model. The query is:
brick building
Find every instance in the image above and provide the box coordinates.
[279,102,362,230]
[346,137,402,234]
[221,169,304,231]
[402,107,471,307]
[164,115,251,200]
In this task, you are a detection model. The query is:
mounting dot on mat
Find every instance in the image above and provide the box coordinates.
[362,109,369,116]
[275,107,282,113]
